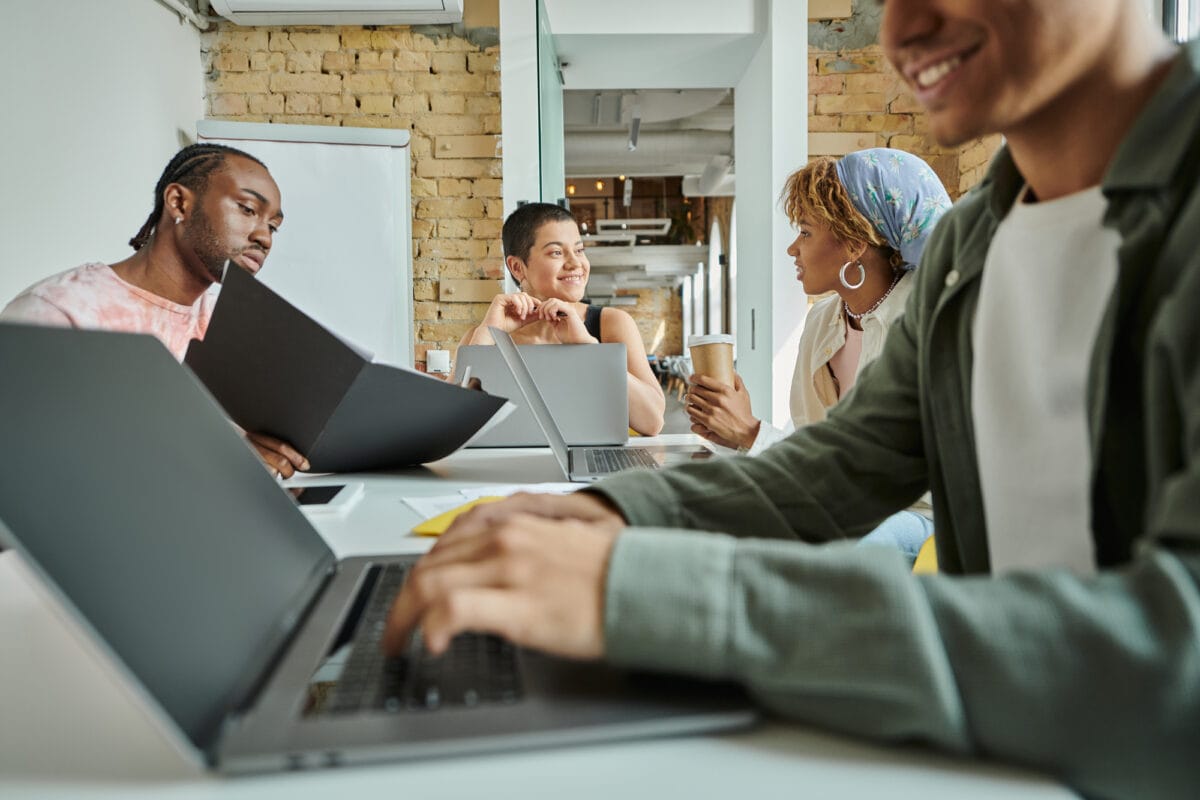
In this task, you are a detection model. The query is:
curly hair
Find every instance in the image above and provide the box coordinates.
[779,157,903,270]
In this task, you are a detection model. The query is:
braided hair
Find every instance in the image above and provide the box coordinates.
[128,143,266,251]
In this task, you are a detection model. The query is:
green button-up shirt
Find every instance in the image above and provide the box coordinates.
[592,41,1200,800]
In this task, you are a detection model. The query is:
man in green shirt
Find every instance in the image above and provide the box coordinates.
[385,1,1200,797]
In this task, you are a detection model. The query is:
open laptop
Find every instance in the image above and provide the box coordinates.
[489,328,716,482]
[0,324,754,774]
[456,343,629,447]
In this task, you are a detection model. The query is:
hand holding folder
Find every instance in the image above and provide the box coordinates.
[185,266,506,472]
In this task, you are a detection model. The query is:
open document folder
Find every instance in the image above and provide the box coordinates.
[184,264,508,472]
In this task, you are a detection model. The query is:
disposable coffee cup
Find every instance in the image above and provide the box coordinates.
[688,333,736,387]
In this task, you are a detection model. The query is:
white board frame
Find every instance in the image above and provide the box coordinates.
[196,120,414,366]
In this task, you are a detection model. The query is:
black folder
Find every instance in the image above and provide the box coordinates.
[184,265,506,472]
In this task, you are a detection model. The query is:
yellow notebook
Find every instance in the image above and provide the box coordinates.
[912,535,939,574]
[411,496,505,536]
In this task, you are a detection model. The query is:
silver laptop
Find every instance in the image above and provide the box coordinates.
[0,324,754,774]
[489,328,716,482]
[457,343,628,447]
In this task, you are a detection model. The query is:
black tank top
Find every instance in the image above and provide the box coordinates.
[583,305,603,342]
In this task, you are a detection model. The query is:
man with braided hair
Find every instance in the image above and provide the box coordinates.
[1,142,307,477]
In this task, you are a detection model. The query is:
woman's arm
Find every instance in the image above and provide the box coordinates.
[600,308,665,435]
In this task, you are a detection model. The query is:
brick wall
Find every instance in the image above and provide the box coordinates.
[202,20,502,370]
[809,45,1002,199]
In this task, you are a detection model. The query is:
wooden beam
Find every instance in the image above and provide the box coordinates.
[809,0,852,19]
[809,132,877,156]
[439,279,502,302]
[434,135,502,159]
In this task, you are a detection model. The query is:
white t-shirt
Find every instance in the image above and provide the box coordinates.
[971,186,1120,575]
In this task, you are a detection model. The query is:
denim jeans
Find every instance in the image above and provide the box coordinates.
[857,510,933,564]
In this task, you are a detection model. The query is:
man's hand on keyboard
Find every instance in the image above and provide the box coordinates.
[382,512,619,661]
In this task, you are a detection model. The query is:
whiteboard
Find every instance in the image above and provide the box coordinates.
[196,120,413,366]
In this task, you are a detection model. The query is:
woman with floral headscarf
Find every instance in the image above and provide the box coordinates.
[686,148,951,559]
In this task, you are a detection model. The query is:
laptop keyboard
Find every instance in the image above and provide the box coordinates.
[323,563,523,714]
[584,447,658,474]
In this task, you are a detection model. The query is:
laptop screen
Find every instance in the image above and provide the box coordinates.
[488,328,573,478]
[0,325,335,755]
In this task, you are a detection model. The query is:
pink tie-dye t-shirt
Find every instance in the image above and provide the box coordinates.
[0,263,215,361]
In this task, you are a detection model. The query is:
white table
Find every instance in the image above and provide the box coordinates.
[0,439,1078,799]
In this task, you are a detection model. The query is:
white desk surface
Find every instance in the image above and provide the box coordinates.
[0,437,1078,799]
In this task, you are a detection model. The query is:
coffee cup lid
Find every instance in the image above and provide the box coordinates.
[688,334,735,347]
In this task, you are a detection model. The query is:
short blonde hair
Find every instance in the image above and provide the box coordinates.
[780,157,901,268]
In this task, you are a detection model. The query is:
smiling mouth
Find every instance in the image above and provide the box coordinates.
[916,55,962,89]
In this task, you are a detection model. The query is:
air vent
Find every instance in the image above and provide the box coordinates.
[209,0,463,26]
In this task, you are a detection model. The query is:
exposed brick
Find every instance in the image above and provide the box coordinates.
[393,93,429,114]
[808,114,840,132]
[430,93,466,114]
[815,93,885,114]
[357,51,393,70]
[472,218,502,240]
[889,93,924,113]
[413,115,485,137]
[415,72,487,94]
[418,321,478,343]
[289,32,341,51]
[214,52,249,72]
[807,74,844,94]
[322,52,354,72]
[415,158,490,179]
[485,73,501,93]
[481,114,502,135]
[465,95,500,116]
[210,72,269,93]
[249,93,285,115]
[393,49,430,71]
[415,197,484,219]
[270,72,342,93]
[269,114,337,126]
[816,54,883,74]
[286,51,323,73]
[417,238,488,259]
[438,178,472,196]
[391,74,416,93]
[346,116,408,129]
[211,30,269,52]
[431,52,467,74]
[483,199,505,219]
[269,32,295,52]
[250,51,285,71]
[413,280,436,301]
[411,177,439,197]
[210,94,247,116]
[320,93,357,114]
[343,73,393,94]
[467,53,499,73]
[370,30,414,50]
[340,29,373,50]
[411,219,435,239]
[471,178,502,198]
[414,301,439,321]
[437,260,488,280]
[285,93,321,114]
[438,218,471,238]
[358,94,394,114]
[844,73,900,95]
